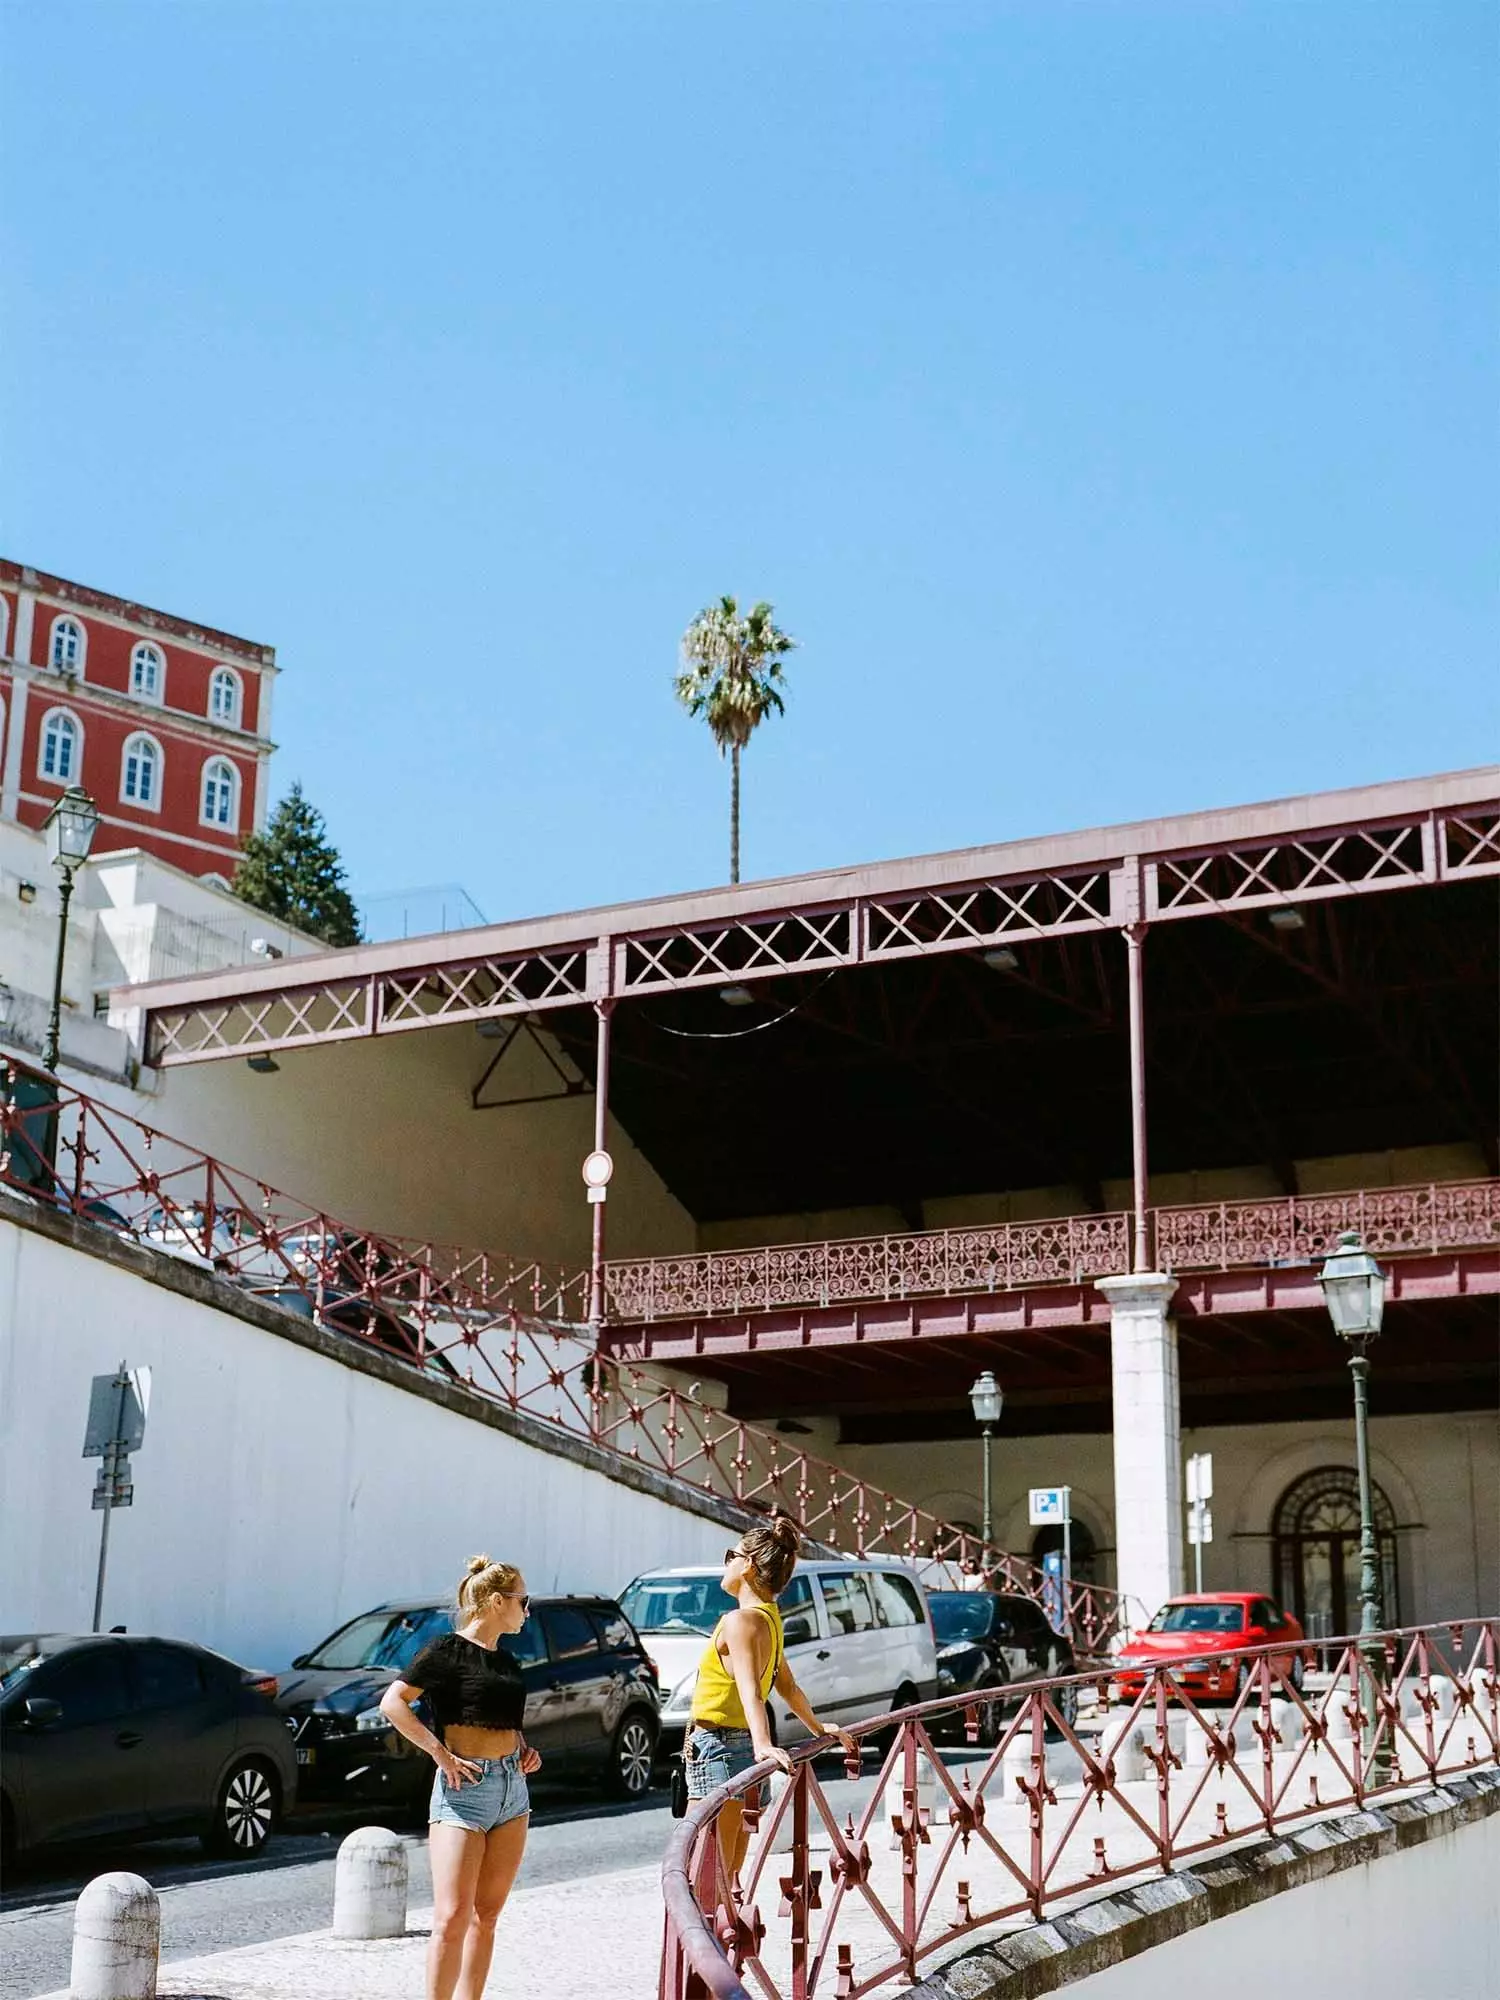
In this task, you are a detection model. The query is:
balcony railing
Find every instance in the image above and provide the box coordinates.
[661,1618,1500,2000]
[607,1180,1500,1323]
[0,1059,1127,1653]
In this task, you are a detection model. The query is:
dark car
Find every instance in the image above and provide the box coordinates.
[928,1591,1079,1739]
[276,1596,661,1809]
[0,1632,297,1863]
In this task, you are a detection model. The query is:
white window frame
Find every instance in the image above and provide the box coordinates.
[49,615,86,676]
[38,707,83,784]
[200,756,240,830]
[0,595,10,658]
[130,642,166,703]
[120,730,164,812]
[209,666,242,727]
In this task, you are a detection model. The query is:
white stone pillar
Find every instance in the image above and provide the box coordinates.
[1097,1272,1183,1628]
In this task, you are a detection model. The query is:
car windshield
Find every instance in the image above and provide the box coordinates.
[1148,1603,1244,1634]
[618,1575,724,1636]
[928,1594,994,1644]
[302,1606,453,1670]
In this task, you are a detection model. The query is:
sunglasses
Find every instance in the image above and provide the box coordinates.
[502,1592,531,1610]
[725,1547,748,1565]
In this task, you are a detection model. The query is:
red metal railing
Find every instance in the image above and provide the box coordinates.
[609,1181,1500,1324]
[0,1059,1127,1651]
[661,1618,1500,2000]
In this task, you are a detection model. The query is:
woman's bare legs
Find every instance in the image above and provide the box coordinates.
[456,1815,529,2000]
[428,1823,484,2000]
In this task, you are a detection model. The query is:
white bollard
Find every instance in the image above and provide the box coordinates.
[1268,1698,1304,1748]
[70,1872,159,2000]
[1098,1717,1146,1782]
[332,1826,408,1940]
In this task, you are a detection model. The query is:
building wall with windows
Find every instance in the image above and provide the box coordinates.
[0,559,275,879]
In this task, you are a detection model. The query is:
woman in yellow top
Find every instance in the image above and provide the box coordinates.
[686,1515,858,1873]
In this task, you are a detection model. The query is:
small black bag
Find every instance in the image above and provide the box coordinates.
[670,1754,689,1819]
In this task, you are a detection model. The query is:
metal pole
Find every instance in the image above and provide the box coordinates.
[91,1364,127,1633]
[586,1000,613,1331]
[43,864,75,1072]
[1349,1345,1386,1775]
[1062,1492,1073,1639]
[980,1425,992,1548]
[1124,922,1149,1271]
[1193,1505,1204,1594]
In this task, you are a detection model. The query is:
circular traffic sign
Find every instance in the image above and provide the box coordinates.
[581,1148,615,1189]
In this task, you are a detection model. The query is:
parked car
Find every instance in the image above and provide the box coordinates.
[927,1591,1079,1738]
[0,1632,295,1863]
[620,1558,939,1759]
[276,1596,661,1806]
[1111,1593,1307,1702]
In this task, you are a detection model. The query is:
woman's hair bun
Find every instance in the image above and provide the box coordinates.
[770,1514,801,1552]
[466,1553,493,1576]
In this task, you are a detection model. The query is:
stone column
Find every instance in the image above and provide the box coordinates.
[1097,1272,1182,1629]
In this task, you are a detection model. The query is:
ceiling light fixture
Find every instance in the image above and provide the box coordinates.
[718,984,755,1007]
[246,1054,280,1074]
[983,946,1020,972]
[1268,908,1306,932]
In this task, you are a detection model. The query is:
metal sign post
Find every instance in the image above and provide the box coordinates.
[1029,1485,1072,1638]
[1186,1452,1213,1593]
[83,1363,150,1633]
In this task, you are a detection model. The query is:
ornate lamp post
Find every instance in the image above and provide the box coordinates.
[968,1370,1004,1550]
[42,787,101,1073]
[1318,1228,1388,1773]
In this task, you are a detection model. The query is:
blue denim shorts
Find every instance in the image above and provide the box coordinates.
[428,1753,530,1832]
[685,1725,763,1803]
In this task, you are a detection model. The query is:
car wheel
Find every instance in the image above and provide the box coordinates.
[1289,1655,1305,1694]
[604,1712,658,1800]
[876,1683,920,1755]
[204,1759,279,1856]
[1051,1678,1079,1731]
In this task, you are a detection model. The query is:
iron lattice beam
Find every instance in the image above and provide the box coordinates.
[137,781,1500,1064]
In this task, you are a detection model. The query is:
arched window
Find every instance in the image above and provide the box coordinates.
[201,756,240,829]
[50,616,85,674]
[209,667,242,726]
[39,708,82,783]
[121,732,162,809]
[130,642,165,701]
[1271,1466,1399,1638]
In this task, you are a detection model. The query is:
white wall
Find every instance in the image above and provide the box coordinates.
[0,1213,732,1671]
[1066,1803,1500,1999]
[835,1410,1499,1627]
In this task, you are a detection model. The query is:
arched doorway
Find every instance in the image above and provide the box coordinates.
[1030,1517,1098,1584]
[1271,1466,1399,1638]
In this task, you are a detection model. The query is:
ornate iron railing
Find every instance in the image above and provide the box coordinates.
[607,1180,1500,1325]
[661,1618,1500,2000]
[0,1059,1127,1652]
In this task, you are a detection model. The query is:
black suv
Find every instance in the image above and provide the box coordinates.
[928,1591,1079,1739]
[1,1632,296,1862]
[276,1597,660,1809]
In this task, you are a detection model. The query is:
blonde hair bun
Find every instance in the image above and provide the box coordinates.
[466,1553,493,1576]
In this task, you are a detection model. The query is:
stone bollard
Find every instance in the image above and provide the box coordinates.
[70,1872,159,2000]
[333,1826,408,1940]
[1097,1716,1145,1783]
[1268,1698,1304,1748]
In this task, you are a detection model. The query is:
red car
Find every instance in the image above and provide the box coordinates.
[1111,1593,1307,1702]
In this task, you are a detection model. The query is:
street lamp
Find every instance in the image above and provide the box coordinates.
[1318,1228,1388,1772]
[969,1369,1003,1549]
[41,787,101,1072]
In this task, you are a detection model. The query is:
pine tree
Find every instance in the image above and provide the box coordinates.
[233,783,362,948]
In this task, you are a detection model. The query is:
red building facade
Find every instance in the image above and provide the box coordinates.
[0,559,276,879]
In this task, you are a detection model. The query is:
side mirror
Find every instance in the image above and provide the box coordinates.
[291,1655,310,1670]
[782,1617,815,1647]
[24,1697,63,1729]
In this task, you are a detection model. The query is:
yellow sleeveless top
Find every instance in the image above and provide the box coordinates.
[690,1601,784,1729]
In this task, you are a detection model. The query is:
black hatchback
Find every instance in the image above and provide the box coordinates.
[0,1633,297,1862]
[276,1596,661,1810]
[928,1591,1079,1738]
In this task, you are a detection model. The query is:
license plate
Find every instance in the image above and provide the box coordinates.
[296,1747,316,1765]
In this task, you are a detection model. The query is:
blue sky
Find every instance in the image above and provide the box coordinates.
[4,3,1494,925]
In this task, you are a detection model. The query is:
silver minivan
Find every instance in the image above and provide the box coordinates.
[619,1558,939,1756]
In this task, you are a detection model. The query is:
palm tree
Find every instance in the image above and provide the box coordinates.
[674,596,799,884]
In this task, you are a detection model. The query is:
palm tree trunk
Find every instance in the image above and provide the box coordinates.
[730,744,741,884]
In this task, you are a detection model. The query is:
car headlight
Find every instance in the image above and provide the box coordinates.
[665,1673,697,1710]
[355,1705,392,1733]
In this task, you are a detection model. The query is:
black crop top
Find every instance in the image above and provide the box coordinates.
[406,1633,527,1732]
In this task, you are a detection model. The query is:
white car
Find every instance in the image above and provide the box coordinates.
[619,1557,939,1757]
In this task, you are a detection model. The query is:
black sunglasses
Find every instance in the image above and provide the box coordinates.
[725,1547,748,1564]
[502,1591,531,1611]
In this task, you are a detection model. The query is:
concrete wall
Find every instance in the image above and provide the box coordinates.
[0,1205,733,1672]
[836,1410,1499,1626]
[1065,1794,1500,2000]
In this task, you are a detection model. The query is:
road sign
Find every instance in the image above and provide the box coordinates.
[1187,1505,1213,1546]
[1028,1486,1070,1527]
[1186,1452,1213,1503]
[83,1367,150,1457]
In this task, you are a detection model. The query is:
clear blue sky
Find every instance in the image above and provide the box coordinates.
[4,3,1494,924]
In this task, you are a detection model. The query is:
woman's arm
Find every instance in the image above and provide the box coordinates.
[378,1680,481,1786]
[773,1659,859,1760]
[722,1612,791,1772]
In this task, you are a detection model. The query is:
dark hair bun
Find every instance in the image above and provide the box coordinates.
[770,1514,801,1553]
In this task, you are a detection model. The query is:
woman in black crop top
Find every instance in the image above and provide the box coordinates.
[379,1555,542,2000]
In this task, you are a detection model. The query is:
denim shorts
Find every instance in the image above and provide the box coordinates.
[428,1753,530,1832]
[685,1725,763,1804]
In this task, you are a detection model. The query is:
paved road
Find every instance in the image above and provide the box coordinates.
[0,1780,679,2000]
